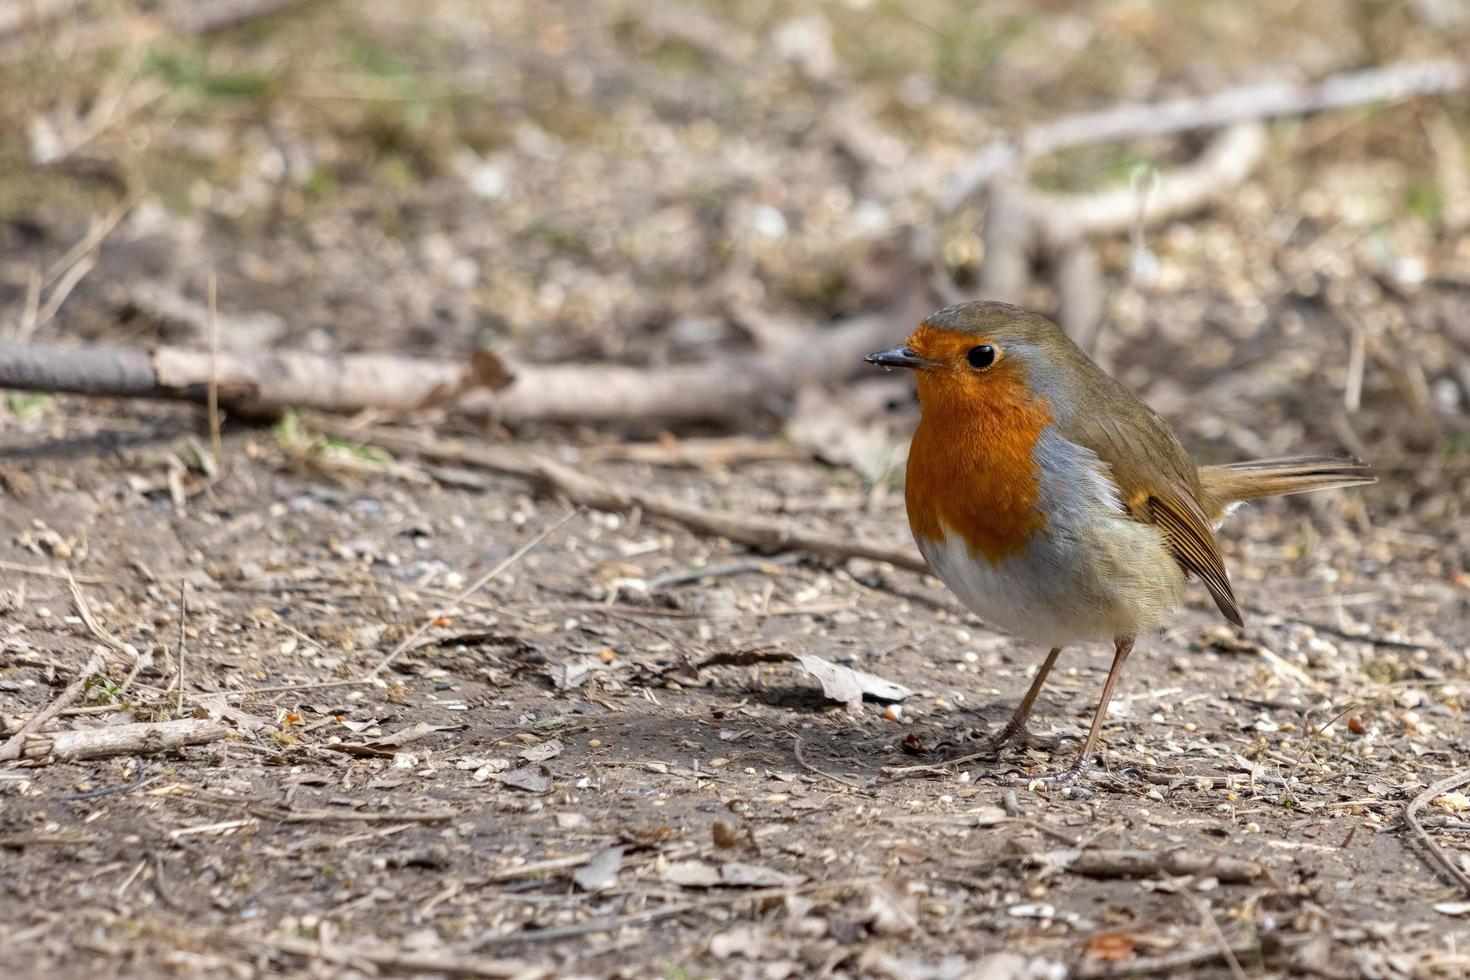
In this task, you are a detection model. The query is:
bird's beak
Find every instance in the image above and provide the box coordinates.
[864,345,929,370]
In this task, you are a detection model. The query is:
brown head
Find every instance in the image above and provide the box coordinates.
[864,301,1098,421]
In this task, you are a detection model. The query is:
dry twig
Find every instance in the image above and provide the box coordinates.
[191,928,545,980]
[0,340,513,418]
[1402,770,1470,896]
[943,59,1469,211]
[1056,848,1264,884]
[312,421,927,574]
[0,302,918,425]
[0,648,109,762]
[11,718,230,763]
[1073,935,1281,979]
[793,735,867,791]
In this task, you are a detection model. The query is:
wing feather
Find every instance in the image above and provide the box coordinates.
[1144,490,1243,626]
[1054,377,1243,627]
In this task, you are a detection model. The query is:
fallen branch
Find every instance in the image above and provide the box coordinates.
[979,124,1268,341]
[257,806,456,824]
[308,420,928,573]
[955,59,1466,345]
[1402,769,1470,896]
[1029,123,1269,244]
[480,308,907,423]
[1048,848,1264,884]
[164,0,322,35]
[1074,934,1283,980]
[3,0,325,58]
[191,929,546,980]
[1058,846,1264,887]
[12,718,231,763]
[0,305,912,424]
[0,648,109,762]
[0,340,512,418]
[943,59,1469,211]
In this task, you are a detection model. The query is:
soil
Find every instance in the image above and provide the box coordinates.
[2,2,1470,978]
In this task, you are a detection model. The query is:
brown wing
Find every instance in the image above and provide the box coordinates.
[1141,489,1242,626]
[1056,379,1243,627]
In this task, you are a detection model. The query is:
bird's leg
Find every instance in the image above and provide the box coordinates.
[1005,634,1135,788]
[977,646,1069,752]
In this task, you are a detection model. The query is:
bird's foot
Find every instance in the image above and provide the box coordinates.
[976,721,1077,755]
[998,759,1097,793]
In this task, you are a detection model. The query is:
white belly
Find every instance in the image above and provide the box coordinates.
[915,432,1186,647]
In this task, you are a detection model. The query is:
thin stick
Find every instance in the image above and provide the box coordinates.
[1403,769,1470,895]
[66,572,131,659]
[190,927,541,979]
[175,579,188,714]
[0,560,108,583]
[15,718,229,763]
[1345,322,1366,413]
[0,649,109,762]
[1073,938,1278,979]
[206,271,222,461]
[365,509,581,679]
[43,194,139,285]
[881,747,1005,777]
[225,678,373,697]
[474,876,879,949]
[312,421,929,574]
[793,736,866,791]
[942,59,1469,210]
[30,253,96,335]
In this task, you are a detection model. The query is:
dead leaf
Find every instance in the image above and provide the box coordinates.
[572,847,623,892]
[720,862,806,888]
[793,653,912,708]
[708,925,771,959]
[370,722,462,748]
[470,349,515,392]
[1082,931,1138,961]
[622,824,676,845]
[192,698,270,735]
[686,649,910,709]
[1433,791,1470,813]
[549,657,594,690]
[863,879,919,936]
[518,739,564,763]
[712,821,749,850]
[661,860,723,888]
[490,766,552,793]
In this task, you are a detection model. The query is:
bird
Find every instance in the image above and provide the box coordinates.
[865,300,1375,785]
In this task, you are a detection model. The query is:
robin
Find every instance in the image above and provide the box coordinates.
[866,301,1375,784]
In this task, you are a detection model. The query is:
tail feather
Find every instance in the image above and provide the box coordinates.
[1199,454,1376,510]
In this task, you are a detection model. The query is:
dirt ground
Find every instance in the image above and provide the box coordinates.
[4,2,1470,978]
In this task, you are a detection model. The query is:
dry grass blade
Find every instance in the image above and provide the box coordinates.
[365,508,582,678]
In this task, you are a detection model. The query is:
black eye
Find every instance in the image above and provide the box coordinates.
[967,344,996,369]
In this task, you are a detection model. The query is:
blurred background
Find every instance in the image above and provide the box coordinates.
[2,0,1468,547]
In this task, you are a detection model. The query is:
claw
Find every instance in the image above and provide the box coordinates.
[1000,761,1097,794]
[979,721,1074,755]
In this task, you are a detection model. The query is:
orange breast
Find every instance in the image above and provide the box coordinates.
[905,366,1052,564]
